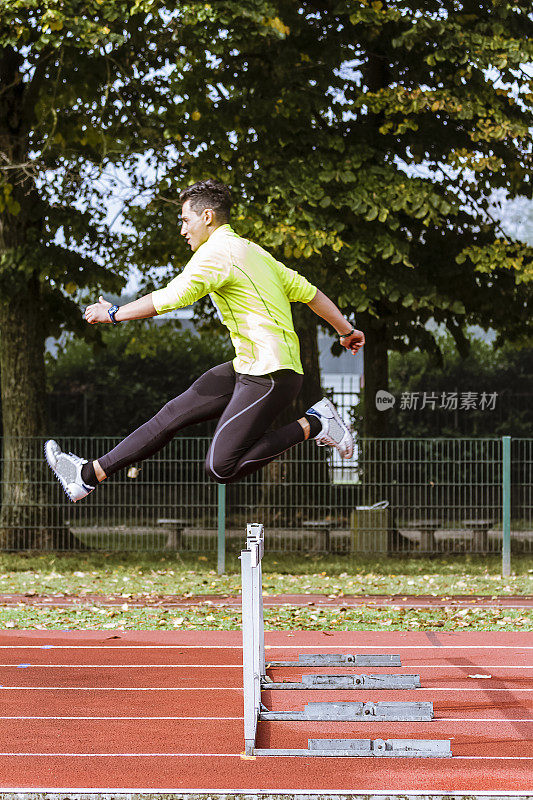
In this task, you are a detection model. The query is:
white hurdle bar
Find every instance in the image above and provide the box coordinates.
[240,522,265,755]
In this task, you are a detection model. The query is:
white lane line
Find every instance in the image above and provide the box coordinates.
[0,717,244,722]
[0,663,531,668]
[0,686,243,690]
[0,685,532,691]
[0,664,245,668]
[0,644,532,649]
[0,752,533,759]
[0,752,253,757]
[0,716,532,722]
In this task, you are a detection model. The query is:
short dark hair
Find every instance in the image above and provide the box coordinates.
[179,179,232,223]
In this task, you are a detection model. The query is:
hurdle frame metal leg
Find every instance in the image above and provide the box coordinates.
[240,522,265,754]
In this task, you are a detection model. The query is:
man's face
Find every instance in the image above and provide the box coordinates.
[180,200,211,252]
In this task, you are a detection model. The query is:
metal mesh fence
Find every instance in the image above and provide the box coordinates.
[514,437,532,547]
[0,436,531,555]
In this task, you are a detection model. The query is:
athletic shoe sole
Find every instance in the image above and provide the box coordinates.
[319,398,354,459]
[44,440,86,503]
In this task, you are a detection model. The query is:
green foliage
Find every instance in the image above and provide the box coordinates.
[45,320,233,435]
[457,238,533,282]
[0,0,181,339]
[5,2,533,291]
[2,0,533,438]
[118,1,532,370]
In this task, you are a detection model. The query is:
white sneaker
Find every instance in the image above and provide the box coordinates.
[306,397,354,459]
[44,440,95,502]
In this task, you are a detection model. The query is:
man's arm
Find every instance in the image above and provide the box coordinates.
[307,289,365,354]
[84,294,157,324]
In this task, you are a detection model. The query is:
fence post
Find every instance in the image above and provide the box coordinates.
[502,435,511,578]
[217,482,226,575]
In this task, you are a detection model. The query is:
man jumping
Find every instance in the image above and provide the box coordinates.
[45,179,365,501]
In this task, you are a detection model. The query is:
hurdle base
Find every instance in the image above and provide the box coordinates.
[261,700,433,722]
[263,673,421,690]
[253,738,452,758]
[268,653,402,668]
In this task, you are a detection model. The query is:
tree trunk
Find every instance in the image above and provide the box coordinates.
[357,313,395,505]
[0,46,79,550]
[359,312,390,438]
[0,278,82,549]
[1,276,48,546]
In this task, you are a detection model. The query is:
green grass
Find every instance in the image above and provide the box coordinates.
[0,603,531,632]
[0,551,531,632]
[0,551,532,597]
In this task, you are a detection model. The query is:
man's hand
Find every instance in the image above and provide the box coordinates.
[84,296,112,324]
[340,328,365,354]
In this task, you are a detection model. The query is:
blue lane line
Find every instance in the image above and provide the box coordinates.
[17,664,31,669]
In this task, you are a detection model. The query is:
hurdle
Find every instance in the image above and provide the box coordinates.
[240,522,266,754]
[240,522,452,757]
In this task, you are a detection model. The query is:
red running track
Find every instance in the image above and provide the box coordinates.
[0,629,532,793]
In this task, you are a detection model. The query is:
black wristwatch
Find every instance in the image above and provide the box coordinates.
[339,327,355,338]
[108,305,120,325]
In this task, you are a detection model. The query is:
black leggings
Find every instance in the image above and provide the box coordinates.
[98,361,307,484]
